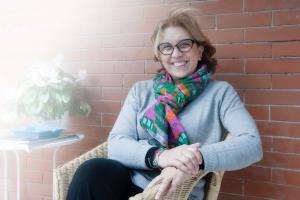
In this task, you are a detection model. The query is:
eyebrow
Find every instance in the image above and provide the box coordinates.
[159,38,193,45]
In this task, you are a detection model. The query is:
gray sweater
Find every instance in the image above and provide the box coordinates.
[108,79,263,200]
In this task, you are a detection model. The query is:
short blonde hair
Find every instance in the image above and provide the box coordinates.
[151,7,217,72]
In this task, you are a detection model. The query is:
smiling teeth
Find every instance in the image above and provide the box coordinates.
[173,61,186,67]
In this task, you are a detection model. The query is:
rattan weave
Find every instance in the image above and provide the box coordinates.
[54,142,224,200]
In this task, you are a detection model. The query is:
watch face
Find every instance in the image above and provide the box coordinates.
[152,159,158,168]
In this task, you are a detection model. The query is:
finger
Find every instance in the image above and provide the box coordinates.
[174,159,193,175]
[190,143,201,148]
[166,181,177,197]
[155,179,172,200]
[146,175,162,190]
[186,148,201,164]
[184,152,198,171]
[180,154,197,174]
[179,151,198,174]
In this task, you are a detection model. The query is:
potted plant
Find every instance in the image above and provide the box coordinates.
[13,55,91,139]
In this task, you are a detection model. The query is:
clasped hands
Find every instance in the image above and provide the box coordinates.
[146,143,203,200]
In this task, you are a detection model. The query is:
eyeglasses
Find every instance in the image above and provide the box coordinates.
[157,39,196,55]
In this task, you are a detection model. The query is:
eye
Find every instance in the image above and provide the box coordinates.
[158,43,173,54]
[178,40,193,50]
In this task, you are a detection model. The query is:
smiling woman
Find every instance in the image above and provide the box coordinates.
[66,7,263,200]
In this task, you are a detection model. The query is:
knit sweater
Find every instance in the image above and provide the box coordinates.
[108,79,263,200]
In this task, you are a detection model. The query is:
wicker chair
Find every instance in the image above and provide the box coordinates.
[54,142,225,200]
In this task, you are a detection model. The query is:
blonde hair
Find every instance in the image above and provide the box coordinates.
[151,7,217,72]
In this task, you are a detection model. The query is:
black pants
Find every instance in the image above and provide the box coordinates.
[66,158,143,200]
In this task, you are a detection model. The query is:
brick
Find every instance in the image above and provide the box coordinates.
[216,43,272,59]
[26,183,52,196]
[225,166,271,182]
[64,49,101,62]
[90,100,121,113]
[257,121,300,138]
[145,60,161,73]
[92,61,145,74]
[272,74,300,89]
[102,87,129,101]
[216,75,271,89]
[103,7,143,21]
[245,197,271,200]
[220,178,244,194]
[216,59,244,73]
[245,27,300,42]
[120,19,158,34]
[107,0,163,7]
[244,0,300,12]
[123,74,154,87]
[204,29,244,44]
[245,91,300,105]
[67,113,101,126]
[97,74,123,87]
[102,114,118,126]
[42,171,52,184]
[196,15,215,29]
[26,159,52,172]
[100,47,153,61]
[273,9,300,25]
[102,34,145,48]
[191,0,243,15]
[101,21,122,34]
[68,126,110,140]
[85,87,102,101]
[259,152,300,169]
[22,170,43,184]
[261,136,273,152]
[272,169,300,186]
[271,106,300,122]
[273,138,300,154]
[63,61,101,74]
[245,58,300,73]
[245,180,300,199]
[67,137,101,151]
[142,4,190,19]
[55,149,81,164]
[217,12,271,28]
[64,36,102,49]
[272,42,300,57]
[218,193,244,200]
[246,105,269,120]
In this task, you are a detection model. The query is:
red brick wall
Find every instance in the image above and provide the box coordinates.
[0,0,300,199]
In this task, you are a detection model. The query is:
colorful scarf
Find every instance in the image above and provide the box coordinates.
[140,64,212,149]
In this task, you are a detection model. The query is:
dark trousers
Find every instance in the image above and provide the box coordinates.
[66,158,143,200]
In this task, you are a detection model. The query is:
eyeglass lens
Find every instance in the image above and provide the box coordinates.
[158,39,194,55]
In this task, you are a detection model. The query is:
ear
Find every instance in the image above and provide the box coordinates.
[198,45,204,56]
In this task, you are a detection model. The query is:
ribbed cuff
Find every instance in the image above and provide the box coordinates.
[199,146,219,171]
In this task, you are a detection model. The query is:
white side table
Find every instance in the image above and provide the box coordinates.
[0,132,84,200]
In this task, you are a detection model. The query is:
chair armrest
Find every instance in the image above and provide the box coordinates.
[53,142,108,200]
[129,170,212,200]
[129,133,232,200]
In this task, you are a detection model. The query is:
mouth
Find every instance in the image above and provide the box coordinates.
[172,61,188,67]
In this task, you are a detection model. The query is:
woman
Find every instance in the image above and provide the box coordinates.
[67,8,263,200]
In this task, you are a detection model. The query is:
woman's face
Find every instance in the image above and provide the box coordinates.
[157,26,204,81]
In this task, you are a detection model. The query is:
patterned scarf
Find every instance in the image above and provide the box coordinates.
[140,64,212,149]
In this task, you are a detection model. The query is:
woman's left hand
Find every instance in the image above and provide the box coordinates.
[145,167,192,200]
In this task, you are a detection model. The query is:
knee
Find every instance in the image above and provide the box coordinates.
[74,158,130,182]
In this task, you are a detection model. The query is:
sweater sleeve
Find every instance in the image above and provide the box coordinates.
[107,83,153,170]
[199,83,263,171]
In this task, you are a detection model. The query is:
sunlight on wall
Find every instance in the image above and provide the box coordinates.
[0,0,112,128]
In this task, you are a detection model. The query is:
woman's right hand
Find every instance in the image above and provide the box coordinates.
[157,143,202,175]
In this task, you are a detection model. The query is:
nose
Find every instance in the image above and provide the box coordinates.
[171,46,183,58]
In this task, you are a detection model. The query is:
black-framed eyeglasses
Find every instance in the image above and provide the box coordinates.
[157,39,196,55]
